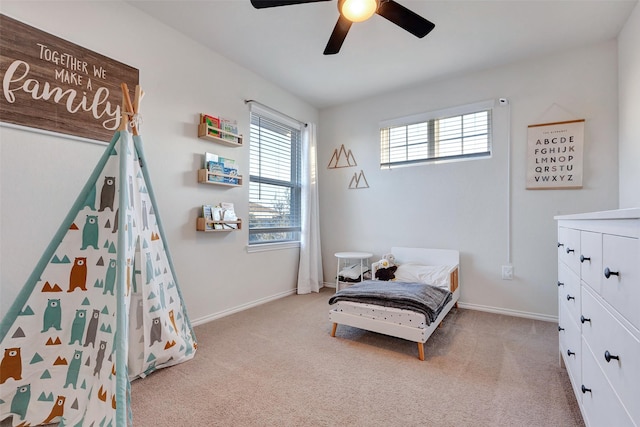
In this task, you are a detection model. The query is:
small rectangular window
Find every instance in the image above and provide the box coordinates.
[249,112,301,245]
[380,101,493,168]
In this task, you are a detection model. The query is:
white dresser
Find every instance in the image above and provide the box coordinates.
[556,209,640,427]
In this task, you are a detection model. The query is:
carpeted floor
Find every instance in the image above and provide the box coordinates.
[126,287,584,426]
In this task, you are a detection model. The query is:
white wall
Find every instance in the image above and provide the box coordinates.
[619,2,640,208]
[1,1,632,325]
[318,41,619,319]
[0,1,319,322]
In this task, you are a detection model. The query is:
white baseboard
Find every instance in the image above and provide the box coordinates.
[191,289,297,326]
[190,287,558,327]
[457,301,558,323]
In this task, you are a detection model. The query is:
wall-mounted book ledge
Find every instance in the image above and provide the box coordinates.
[198,114,243,146]
[197,169,243,187]
[196,217,242,232]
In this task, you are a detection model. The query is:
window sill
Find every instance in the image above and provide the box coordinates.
[246,241,300,253]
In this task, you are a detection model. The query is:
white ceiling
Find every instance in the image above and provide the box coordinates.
[128,0,637,109]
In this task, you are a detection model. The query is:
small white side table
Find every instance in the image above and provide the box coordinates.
[334,251,373,292]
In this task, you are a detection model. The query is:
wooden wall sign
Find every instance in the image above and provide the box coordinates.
[0,14,139,142]
[526,119,584,190]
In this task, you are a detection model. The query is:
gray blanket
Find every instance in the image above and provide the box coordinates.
[328,280,452,326]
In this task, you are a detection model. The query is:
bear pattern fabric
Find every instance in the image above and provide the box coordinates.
[0,131,197,426]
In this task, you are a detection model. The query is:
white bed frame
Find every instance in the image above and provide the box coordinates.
[329,247,460,361]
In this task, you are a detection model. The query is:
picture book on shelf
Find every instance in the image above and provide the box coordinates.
[202,114,220,137]
[224,168,239,185]
[205,152,238,184]
[211,206,224,229]
[219,202,238,229]
[202,205,214,230]
[219,117,239,143]
[206,161,225,183]
[204,152,218,168]
[219,156,235,168]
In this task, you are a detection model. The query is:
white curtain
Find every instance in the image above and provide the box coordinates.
[297,123,323,294]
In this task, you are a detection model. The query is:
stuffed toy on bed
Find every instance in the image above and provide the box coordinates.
[373,253,397,281]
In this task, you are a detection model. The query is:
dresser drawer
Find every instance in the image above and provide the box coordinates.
[580,231,602,294]
[581,341,634,427]
[558,262,581,323]
[581,286,640,423]
[602,234,640,330]
[559,293,580,336]
[560,307,581,389]
[558,227,581,274]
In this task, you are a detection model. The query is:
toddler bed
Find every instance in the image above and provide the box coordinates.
[328,247,459,360]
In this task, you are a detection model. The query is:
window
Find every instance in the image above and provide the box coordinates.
[380,100,493,168]
[249,110,302,245]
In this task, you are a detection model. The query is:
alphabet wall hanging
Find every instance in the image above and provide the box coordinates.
[526,119,584,190]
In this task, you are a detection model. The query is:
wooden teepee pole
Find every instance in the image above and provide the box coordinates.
[120,83,144,136]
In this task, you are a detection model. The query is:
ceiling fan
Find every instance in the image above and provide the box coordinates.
[249,0,435,55]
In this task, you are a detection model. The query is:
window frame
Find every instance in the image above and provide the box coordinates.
[379,100,494,168]
[248,106,302,247]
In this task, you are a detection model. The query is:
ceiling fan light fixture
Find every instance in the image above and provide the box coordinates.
[339,0,379,22]
[251,0,435,55]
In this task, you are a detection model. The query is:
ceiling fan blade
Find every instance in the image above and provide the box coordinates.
[323,15,353,55]
[250,0,331,8]
[376,0,435,38]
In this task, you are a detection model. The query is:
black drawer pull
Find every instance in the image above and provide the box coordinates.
[604,267,620,279]
[604,351,620,363]
[567,349,575,357]
[558,326,565,332]
[557,281,564,287]
[580,255,591,263]
[566,247,575,254]
[558,242,564,248]
[581,385,592,394]
[566,294,575,301]
[580,315,591,324]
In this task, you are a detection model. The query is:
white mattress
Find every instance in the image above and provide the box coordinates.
[392,264,455,289]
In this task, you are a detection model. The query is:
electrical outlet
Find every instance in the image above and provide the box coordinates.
[502,265,513,280]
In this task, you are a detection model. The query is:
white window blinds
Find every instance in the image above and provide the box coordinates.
[380,101,493,168]
[249,109,302,244]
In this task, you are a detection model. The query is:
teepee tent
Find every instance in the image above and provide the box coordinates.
[0,85,197,426]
